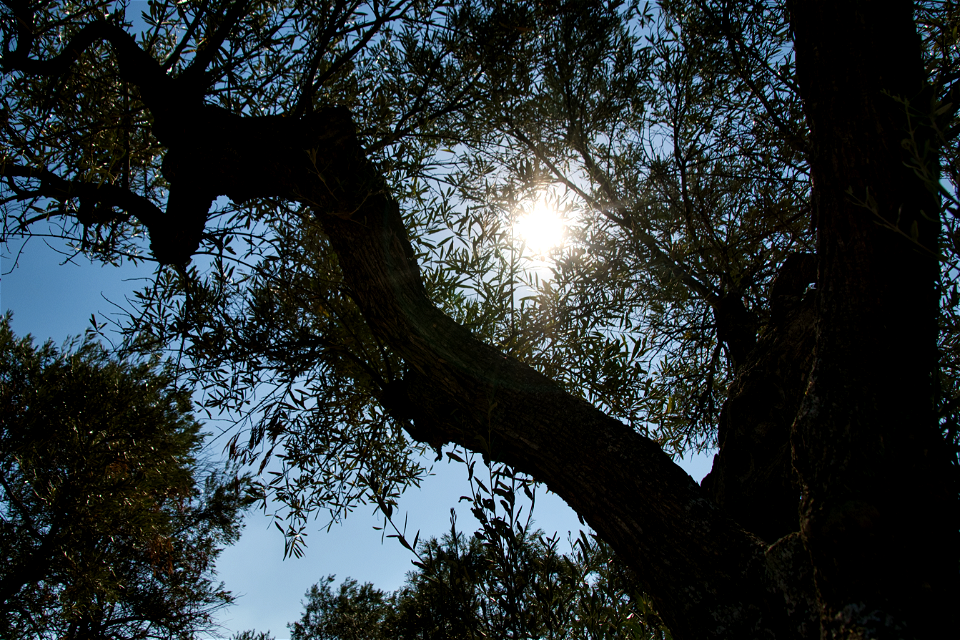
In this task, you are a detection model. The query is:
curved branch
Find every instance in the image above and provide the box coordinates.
[0,163,164,230]
[0,163,209,265]
[177,0,252,91]
[2,95,802,636]
[0,17,175,110]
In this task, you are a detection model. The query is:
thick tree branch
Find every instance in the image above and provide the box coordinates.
[0,11,817,633]
[702,253,817,543]
[0,163,164,229]
[0,16,177,111]
[318,178,787,640]
[5,2,957,637]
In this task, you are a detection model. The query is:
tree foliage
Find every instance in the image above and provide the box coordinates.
[289,527,665,640]
[0,0,813,549]
[377,456,666,640]
[0,315,253,639]
[290,575,392,640]
[231,632,276,640]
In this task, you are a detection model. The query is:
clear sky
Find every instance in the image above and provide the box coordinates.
[1,235,714,638]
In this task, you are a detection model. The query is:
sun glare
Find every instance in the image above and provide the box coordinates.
[514,197,566,256]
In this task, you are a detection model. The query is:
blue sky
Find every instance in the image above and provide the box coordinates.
[1,236,714,638]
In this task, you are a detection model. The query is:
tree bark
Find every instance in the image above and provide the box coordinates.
[702,253,817,544]
[103,97,816,637]
[787,1,958,636]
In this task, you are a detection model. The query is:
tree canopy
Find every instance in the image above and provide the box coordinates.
[285,467,664,640]
[1,0,958,638]
[287,528,663,640]
[0,316,253,639]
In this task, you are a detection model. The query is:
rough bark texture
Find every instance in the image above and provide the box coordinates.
[765,532,819,640]
[787,1,958,636]
[103,68,811,640]
[62,82,801,633]
[702,254,817,544]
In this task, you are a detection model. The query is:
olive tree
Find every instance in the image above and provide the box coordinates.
[1,1,957,637]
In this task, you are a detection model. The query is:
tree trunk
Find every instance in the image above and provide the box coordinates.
[787,1,958,636]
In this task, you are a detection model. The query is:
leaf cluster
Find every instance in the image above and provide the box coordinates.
[0,315,253,639]
[287,525,667,640]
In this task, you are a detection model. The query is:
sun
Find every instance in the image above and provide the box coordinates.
[514,197,566,256]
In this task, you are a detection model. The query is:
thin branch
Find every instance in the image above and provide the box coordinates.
[178,0,253,90]
[505,123,719,306]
